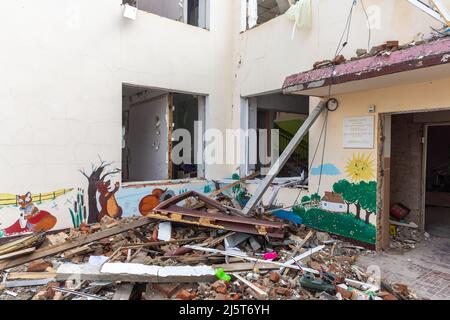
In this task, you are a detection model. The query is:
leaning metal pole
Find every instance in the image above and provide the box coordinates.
[242,100,327,215]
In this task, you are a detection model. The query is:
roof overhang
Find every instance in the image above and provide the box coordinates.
[282,37,450,97]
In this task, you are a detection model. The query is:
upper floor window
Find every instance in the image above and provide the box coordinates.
[241,0,298,31]
[123,0,210,29]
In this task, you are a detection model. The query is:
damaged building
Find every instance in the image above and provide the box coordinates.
[0,0,450,302]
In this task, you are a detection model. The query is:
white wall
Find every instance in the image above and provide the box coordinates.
[237,0,450,96]
[128,95,168,181]
[0,0,237,196]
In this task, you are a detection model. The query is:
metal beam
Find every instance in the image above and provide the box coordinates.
[407,0,447,25]
[430,0,450,26]
[242,100,326,215]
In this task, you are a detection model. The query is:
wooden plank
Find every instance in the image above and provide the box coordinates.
[185,245,319,274]
[112,283,136,300]
[389,220,418,229]
[7,272,57,280]
[209,172,259,198]
[282,245,325,268]
[282,231,314,274]
[63,245,93,259]
[215,262,279,272]
[0,247,36,261]
[0,218,154,271]
[233,273,268,299]
[5,279,55,288]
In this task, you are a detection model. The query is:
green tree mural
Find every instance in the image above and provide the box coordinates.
[333,179,362,219]
[359,181,377,224]
[310,193,321,206]
[301,195,311,205]
[332,180,353,214]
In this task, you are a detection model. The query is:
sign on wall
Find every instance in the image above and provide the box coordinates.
[343,116,374,149]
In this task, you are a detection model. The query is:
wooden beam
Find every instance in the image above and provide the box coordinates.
[0,218,154,271]
[7,272,57,280]
[0,248,36,261]
[209,172,259,198]
[243,101,326,215]
[233,273,268,299]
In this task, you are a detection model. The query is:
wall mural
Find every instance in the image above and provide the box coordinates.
[294,153,377,245]
[0,188,78,238]
[116,181,216,218]
[79,159,122,224]
[0,157,217,238]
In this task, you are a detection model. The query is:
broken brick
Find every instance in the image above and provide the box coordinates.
[332,55,346,65]
[336,286,352,300]
[27,260,53,272]
[152,283,180,298]
[386,40,399,49]
[274,287,293,297]
[176,289,196,300]
[269,272,280,283]
[212,280,228,294]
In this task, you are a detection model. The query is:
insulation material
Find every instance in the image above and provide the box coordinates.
[286,0,312,39]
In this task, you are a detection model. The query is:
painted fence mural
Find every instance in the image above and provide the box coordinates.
[0,188,79,238]
[293,153,377,245]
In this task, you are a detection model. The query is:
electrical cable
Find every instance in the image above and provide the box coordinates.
[360,0,372,51]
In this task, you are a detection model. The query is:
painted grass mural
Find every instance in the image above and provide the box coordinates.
[292,153,377,245]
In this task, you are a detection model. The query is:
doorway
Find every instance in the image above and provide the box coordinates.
[425,124,450,238]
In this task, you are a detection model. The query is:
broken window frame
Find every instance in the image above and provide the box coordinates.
[240,95,310,185]
[123,0,210,30]
[241,0,296,32]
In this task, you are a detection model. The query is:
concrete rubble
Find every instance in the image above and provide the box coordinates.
[0,183,422,301]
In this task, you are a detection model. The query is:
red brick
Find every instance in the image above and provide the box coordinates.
[212,280,228,294]
[274,287,293,297]
[176,289,196,300]
[27,261,53,272]
[152,283,179,298]
[336,286,352,300]
[269,272,280,283]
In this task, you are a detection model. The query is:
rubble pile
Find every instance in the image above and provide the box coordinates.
[0,187,419,301]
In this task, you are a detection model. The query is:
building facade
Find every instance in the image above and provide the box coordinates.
[1,0,449,251]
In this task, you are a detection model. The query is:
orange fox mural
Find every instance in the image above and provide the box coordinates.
[3,192,57,236]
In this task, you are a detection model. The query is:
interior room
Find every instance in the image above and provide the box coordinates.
[256,0,292,24]
[387,111,450,239]
[246,93,309,179]
[122,85,202,183]
[425,124,450,238]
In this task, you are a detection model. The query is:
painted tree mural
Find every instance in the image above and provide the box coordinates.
[79,158,121,224]
[359,181,377,224]
[332,179,352,214]
[310,193,321,206]
[301,195,311,205]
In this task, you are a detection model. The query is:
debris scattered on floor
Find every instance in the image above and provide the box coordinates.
[0,180,419,301]
[388,203,430,250]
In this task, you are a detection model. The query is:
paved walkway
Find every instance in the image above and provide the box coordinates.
[357,237,450,300]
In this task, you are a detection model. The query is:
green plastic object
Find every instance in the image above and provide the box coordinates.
[215,268,231,282]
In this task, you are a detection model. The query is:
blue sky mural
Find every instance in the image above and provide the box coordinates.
[311,164,341,176]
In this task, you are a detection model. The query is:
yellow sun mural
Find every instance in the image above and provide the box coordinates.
[345,153,375,182]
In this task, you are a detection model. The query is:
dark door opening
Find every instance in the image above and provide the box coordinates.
[425,124,450,238]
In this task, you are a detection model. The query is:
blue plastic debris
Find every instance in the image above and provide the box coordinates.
[272,210,303,225]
